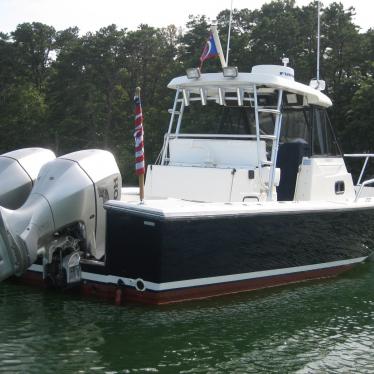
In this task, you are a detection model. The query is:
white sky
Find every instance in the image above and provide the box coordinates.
[0,0,372,34]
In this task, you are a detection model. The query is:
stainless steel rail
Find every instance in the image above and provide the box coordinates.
[355,178,374,203]
[167,133,275,140]
[344,154,374,202]
[344,154,374,185]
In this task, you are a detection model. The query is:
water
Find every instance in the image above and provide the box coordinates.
[1,263,374,373]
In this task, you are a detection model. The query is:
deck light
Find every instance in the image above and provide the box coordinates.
[186,67,201,79]
[223,66,238,78]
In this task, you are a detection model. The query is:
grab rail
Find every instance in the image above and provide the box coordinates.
[168,133,274,140]
[344,154,374,185]
[344,154,374,202]
[355,178,374,202]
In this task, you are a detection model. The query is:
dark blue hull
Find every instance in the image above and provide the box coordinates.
[20,205,374,304]
[105,207,373,281]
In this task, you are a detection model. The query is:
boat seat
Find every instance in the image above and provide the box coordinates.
[145,165,234,202]
[145,164,280,202]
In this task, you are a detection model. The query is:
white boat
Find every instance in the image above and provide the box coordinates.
[0,64,373,304]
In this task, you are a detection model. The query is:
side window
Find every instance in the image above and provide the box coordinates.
[312,109,341,157]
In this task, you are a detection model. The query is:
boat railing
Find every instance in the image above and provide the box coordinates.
[354,178,374,203]
[160,84,284,201]
[167,133,275,140]
[344,154,374,202]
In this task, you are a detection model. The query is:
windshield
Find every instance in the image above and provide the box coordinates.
[173,91,340,157]
[178,92,307,138]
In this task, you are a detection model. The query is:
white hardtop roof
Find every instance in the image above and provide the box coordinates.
[168,65,332,108]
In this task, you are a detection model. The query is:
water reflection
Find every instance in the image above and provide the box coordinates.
[0,262,374,373]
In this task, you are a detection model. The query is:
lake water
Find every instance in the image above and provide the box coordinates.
[1,262,374,373]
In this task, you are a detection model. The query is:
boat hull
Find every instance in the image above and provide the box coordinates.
[13,205,374,305]
[16,260,359,305]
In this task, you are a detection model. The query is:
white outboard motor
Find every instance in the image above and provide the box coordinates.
[0,149,121,287]
[0,148,56,209]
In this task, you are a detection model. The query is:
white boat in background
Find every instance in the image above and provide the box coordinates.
[0,63,373,304]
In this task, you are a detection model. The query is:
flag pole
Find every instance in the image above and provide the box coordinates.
[226,0,234,66]
[134,86,145,203]
[139,173,145,202]
[211,25,226,68]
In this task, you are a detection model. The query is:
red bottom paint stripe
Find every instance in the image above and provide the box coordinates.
[119,264,354,304]
[12,263,355,305]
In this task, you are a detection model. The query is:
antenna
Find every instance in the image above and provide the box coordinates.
[310,0,325,90]
[226,0,234,66]
[316,0,320,81]
[282,57,289,67]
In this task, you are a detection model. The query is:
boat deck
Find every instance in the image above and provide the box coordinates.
[106,196,374,219]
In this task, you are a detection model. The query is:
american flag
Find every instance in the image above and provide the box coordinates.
[134,92,145,175]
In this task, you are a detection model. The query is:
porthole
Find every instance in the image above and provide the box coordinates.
[335,181,345,195]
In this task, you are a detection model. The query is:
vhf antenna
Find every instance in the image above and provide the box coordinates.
[317,0,321,82]
[310,1,325,90]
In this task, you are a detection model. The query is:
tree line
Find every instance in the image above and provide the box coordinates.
[0,0,373,183]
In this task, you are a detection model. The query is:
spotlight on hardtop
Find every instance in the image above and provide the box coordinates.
[186,67,201,79]
[223,66,238,78]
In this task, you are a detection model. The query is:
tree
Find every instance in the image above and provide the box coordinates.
[0,1,373,183]
[12,22,56,92]
[343,75,374,153]
[0,24,54,152]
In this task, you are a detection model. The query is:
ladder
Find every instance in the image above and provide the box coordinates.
[160,88,185,165]
[252,84,284,201]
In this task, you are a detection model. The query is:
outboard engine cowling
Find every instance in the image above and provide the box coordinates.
[0,149,121,286]
[0,148,56,209]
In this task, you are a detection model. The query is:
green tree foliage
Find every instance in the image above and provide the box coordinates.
[46,24,179,181]
[0,23,53,149]
[0,1,372,184]
[344,75,374,151]
[11,22,56,91]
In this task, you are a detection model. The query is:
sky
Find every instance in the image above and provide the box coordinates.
[0,0,372,34]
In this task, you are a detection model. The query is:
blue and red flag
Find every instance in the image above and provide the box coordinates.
[134,93,145,176]
[200,32,218,69]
